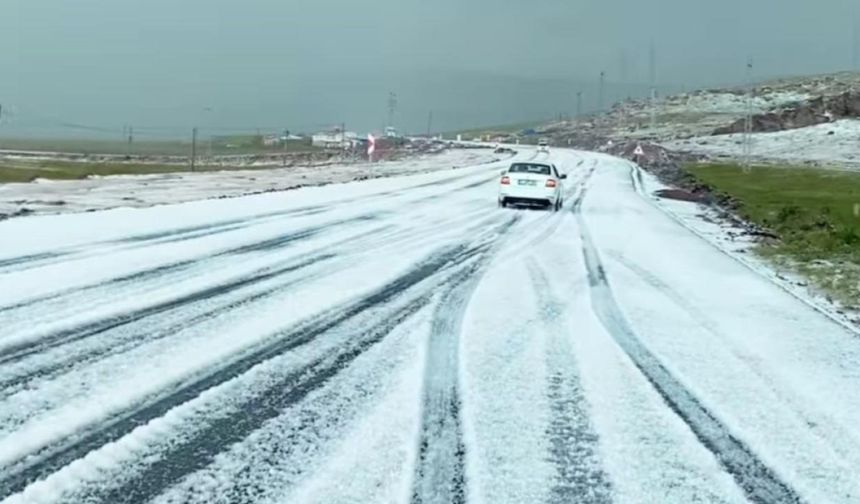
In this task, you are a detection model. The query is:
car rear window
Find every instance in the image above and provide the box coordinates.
[509,163,551,175]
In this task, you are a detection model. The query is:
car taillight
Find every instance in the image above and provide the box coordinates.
[545,179,557,188]
[501,176,511,185]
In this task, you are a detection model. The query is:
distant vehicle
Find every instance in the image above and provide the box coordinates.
[537,139,550,153]
[498,162,566,211]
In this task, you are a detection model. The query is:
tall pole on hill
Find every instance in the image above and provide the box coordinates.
[576,91,583,118]
[598,71,605,112]
[619,49,629,85]
[284,128,290,166]
[126,126,133,157]
[426,111,433,138]
[191,127,198,172]
[743,58,754,171]
[853,15,859,70]
[649,38,657,131]
[387,92,398,129]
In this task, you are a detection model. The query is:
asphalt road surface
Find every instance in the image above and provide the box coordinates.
[2,148,860,504]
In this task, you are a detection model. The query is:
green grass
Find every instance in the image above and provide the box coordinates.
[687,163,860,307]
[442,120,548,140]
[0,136,318,157]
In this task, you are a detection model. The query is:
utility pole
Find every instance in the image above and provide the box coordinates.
[598,71,606,112]
[649,39,657,88]
[284,128,290,166]
[576,91,583,118]
[649,38,658,130]
[191,127,198,172]
[387,92,398,128]
[619,49,629,84]
[202,107,213,162]
[426,111,433,137]
[743,57,754,171]
[126,126,133,157]
[853,15,859,70]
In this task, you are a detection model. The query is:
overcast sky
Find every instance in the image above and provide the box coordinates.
[2,0,858,137]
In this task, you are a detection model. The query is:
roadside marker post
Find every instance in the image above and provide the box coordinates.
[367,134,376,162]
[633,144,645,165]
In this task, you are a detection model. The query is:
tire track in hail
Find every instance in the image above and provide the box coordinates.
[0,258,332,396]
[572,182,804,504]
[0,159,505,275]
[0,249,339,366]
[410,281,471,504]
[2,205,473,391]
[410,215,520,504]
[0,159,502,317]
[605,250,860,481]
[0,205,329,275]
[0,217,519,500]
[0,213,380,317]
[0,208,485,395]
[526,259,613,503]
[83,262,477,504]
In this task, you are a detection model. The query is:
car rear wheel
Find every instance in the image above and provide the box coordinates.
[499,198,507,208]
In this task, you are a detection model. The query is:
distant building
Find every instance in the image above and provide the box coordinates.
[385,126,399,138]
[312,129,361,149]
[262,135,280,147]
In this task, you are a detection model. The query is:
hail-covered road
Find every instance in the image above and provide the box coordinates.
[2,148,860,504]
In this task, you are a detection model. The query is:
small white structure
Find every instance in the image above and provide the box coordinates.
[385,126,399,138]
[312,130,361,149]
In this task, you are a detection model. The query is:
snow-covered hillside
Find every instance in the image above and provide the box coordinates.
[664,119,860,167]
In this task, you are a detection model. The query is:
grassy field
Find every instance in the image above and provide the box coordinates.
[687,163,860,307]
[442,120,548,140]
[0,136,319,157]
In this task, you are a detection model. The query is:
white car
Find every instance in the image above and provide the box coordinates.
[537,140,550,153]
[498,162,566,211]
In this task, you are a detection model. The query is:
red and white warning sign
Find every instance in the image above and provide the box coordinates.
[367,134,376,158]
[633,144,645,157]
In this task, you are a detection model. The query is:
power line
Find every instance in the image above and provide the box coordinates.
[387,92,398,128]
[743,57,754,171]
[853,15,859,70]
[649,38,658,130]
[191,127,198,172]
[619,49,629,84]
[598,71,606,112]
[126,126,133,157]
[426,111,433,137]
[649,38,657,86]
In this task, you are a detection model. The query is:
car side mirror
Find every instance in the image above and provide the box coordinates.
[560,174,568,179]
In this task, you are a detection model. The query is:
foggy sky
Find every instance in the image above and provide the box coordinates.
[2,0,858,138]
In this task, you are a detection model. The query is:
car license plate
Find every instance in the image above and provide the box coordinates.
[518,180,537,186]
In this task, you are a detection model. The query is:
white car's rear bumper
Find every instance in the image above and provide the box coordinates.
[499,186,559,206]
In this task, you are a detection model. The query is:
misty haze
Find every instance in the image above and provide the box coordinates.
[2,0,859,136]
